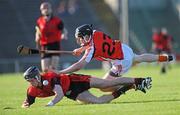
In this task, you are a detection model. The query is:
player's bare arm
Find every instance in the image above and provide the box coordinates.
[61,28,68,40]
[35,26,41,48]
[46,85,64,107]
[73,46,87,56]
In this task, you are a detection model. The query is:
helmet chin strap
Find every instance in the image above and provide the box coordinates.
[35,75,41,82]
[81,35,92,46]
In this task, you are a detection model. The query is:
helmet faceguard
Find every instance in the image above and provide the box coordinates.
[75,24,93,46]
[23,66,41,82]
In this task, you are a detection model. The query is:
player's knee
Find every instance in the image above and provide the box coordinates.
[109,71,120,77]
[133,54,141,63]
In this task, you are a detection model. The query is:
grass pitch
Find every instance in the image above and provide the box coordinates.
[0,64,180,115]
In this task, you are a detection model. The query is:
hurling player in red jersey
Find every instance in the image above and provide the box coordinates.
[21,66,152,108]
[152,28,162,54]
[152,28,173,73]
[35,2,68,72]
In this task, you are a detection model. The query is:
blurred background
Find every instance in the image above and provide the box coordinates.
[0,0,180,73]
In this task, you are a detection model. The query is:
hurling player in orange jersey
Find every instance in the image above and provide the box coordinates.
[22,66,151,108]
[56,24,173,91]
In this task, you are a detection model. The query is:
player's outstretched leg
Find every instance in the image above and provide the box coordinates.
[112,85,133,98]
[134,54,173,64]
[91,76,152,94]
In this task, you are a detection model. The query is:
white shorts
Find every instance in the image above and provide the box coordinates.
[110,44,134,76]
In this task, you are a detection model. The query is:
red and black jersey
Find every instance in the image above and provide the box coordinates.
[153,32,173,52]
[36,16,64,45]
[161,34,173,52]
[152,32,162,50]
[25,72,91,105]
[92,31,124,60]
[27,72,70,98]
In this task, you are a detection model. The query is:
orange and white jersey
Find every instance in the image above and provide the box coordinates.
[81,31,124,63]
[80,30,135,75]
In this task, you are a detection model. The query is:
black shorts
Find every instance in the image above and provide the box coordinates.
[64,74,91,100]
[41,42,60,59]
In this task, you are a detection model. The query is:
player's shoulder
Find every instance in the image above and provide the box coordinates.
[52,16,62,22]
[92,30,105,38]
[37,16,44,21]
[27,86,38,96]
[36,16,44,23]
[59,73,69,78]
[27,86,36,92]
[41,71,58,78]
[93,30,102,35]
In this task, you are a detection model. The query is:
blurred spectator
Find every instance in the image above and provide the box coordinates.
[35,2,68,72]
[152,27,173,73]
[152,28,161,53]
[160,28,173,54]
[57,0,78,15]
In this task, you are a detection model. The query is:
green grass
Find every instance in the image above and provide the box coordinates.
[0,64,180,115]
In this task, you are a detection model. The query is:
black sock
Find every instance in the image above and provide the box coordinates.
[112,85,132,99]
[134,78,143,85]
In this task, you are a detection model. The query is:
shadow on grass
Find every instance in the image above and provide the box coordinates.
[3,107,16,110]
